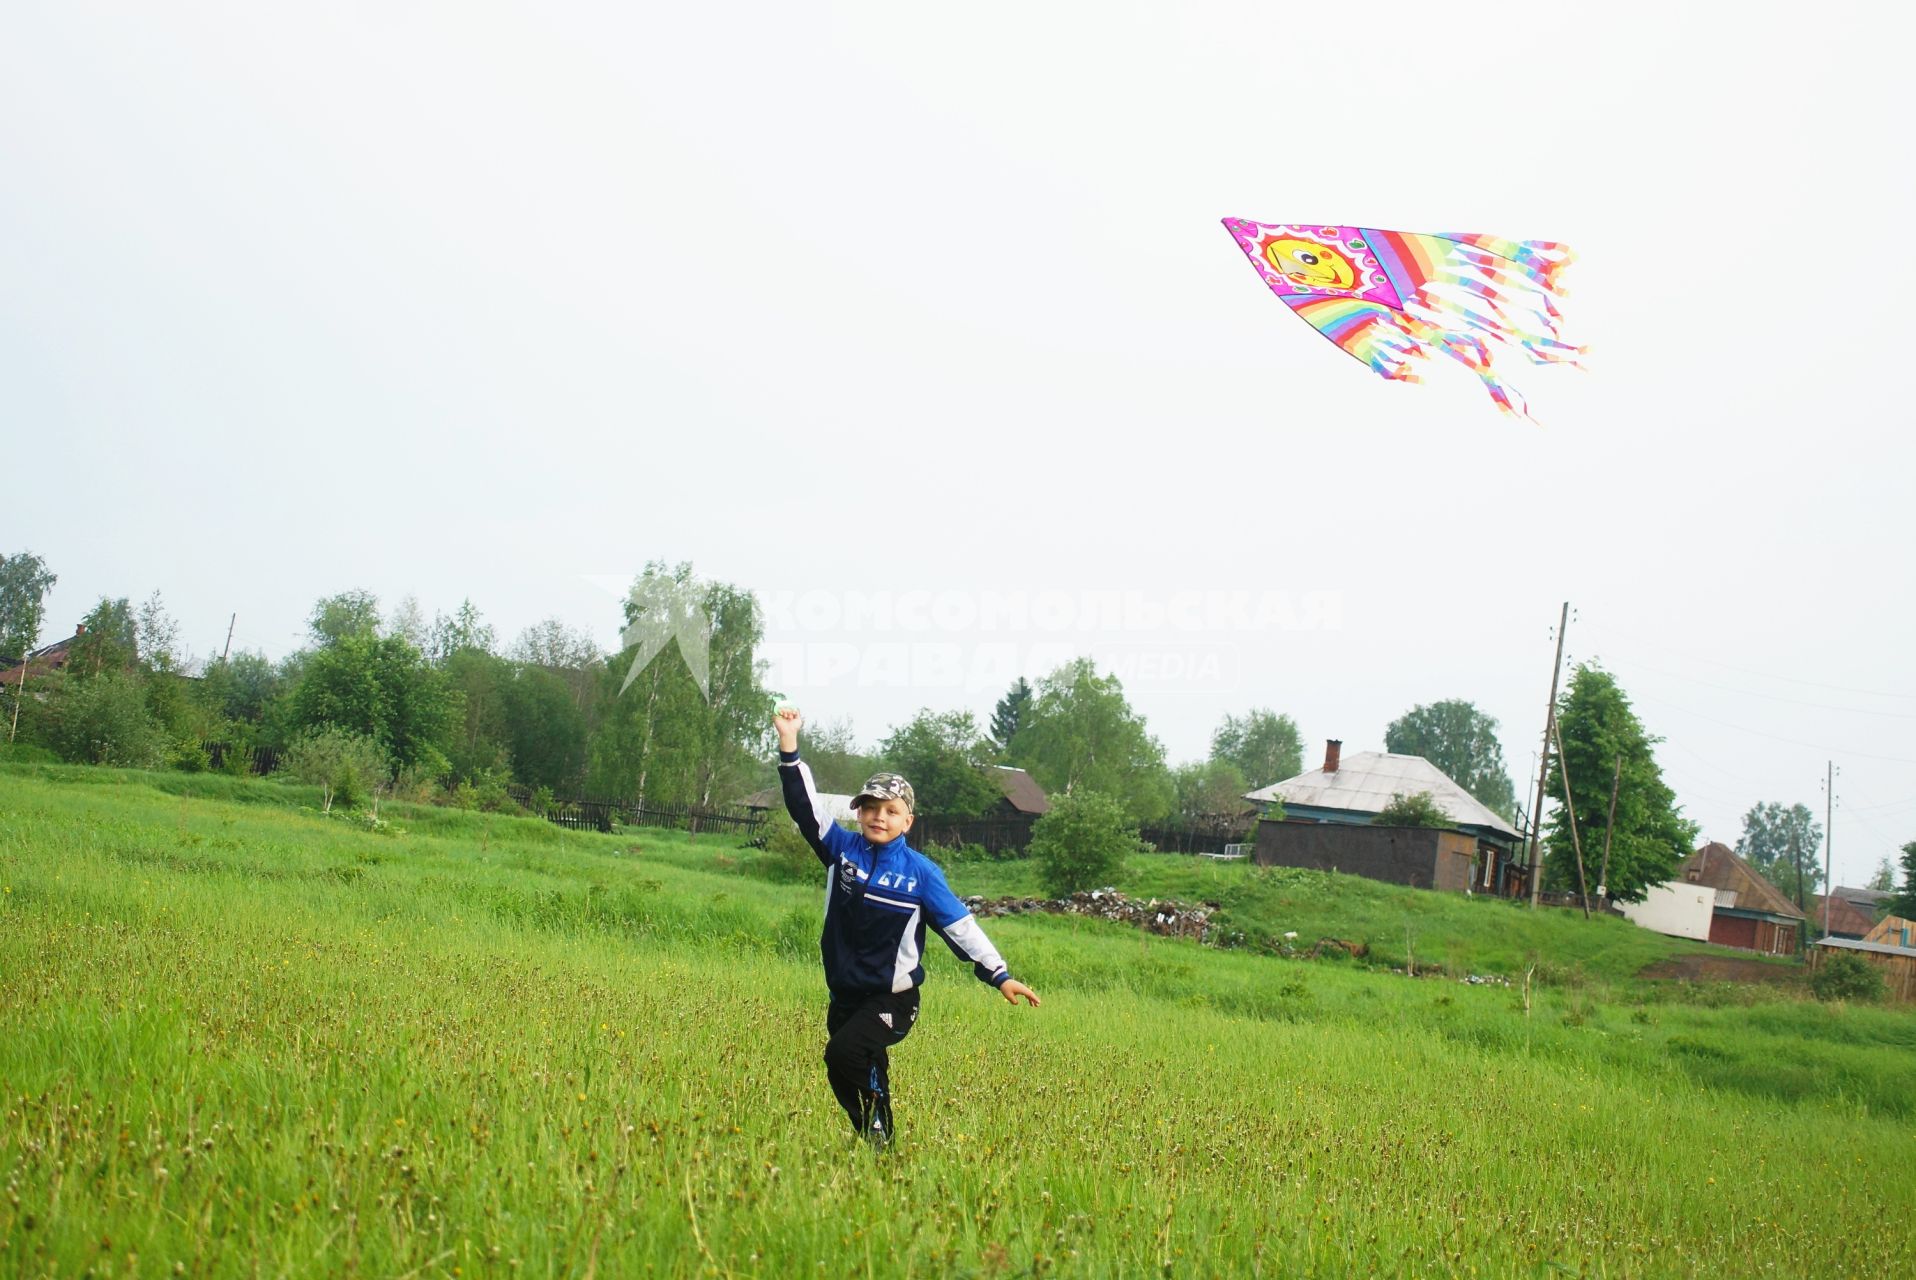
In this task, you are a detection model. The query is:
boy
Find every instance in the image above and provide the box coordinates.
[774,705,1039,1148]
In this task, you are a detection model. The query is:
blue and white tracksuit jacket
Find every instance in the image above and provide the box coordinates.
[778,750,1012,998]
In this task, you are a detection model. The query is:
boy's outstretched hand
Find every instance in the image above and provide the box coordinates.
[999,979,1041,1007]
[774,704,801,752]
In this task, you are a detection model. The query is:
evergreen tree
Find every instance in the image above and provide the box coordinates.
[1888,841,1916,920]
[989,677,1032,757]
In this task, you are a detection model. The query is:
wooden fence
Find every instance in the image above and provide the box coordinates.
[506,787,769,838]
[910,815,1036,856]
[1138,824,1248,856]
[200,742,282,776]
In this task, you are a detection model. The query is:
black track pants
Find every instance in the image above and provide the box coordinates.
[823,988,919,1140]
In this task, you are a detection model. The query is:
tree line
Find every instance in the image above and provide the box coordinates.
[9,547,1894,907]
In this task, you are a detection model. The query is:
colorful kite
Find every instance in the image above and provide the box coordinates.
[1221,219,1584,420]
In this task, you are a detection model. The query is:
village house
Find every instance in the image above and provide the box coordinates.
[0,625,87,690]
[1665,842,1806,955]
[1244,740,1525,894]
[1808,893,1878,941]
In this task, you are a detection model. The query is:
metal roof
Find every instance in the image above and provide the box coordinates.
[1814,936,1916,958]
[1243,751,1521,841]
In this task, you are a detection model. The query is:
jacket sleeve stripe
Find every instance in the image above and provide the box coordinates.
[935,912,1011,987]
[776,750,838,866]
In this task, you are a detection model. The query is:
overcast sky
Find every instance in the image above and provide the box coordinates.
[4,2,1910,888]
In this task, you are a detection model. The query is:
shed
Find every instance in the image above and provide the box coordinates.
[1675,842,1805,955]
[1809,935,1916,1002]
[1863,914,1915,949]
[1618,881,1716,941]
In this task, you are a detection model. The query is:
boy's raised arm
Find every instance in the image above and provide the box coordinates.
[774,706,842,865]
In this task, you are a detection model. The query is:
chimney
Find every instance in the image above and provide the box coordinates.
[75,624,87,637]
[1323,739,1342,773]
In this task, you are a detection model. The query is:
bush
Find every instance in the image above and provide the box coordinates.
[1029,790,1146,896]
[1372,791,1454,828]
[443,769,522,815]
[169,738,210,772]
[923,840,991,865]
[758,818,821,883]
[0,741,59,765]
[284,727,391,814]
[1810,951,1885,1003]
[40,673,167,767]
[215,741,255,777]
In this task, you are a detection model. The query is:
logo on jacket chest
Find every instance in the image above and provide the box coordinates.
[837,859,917,897]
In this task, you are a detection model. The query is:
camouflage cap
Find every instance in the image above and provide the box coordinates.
[853,772,915,813]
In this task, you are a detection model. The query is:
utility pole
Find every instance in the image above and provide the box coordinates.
[221,613,236,664]
[1527,602,1570,908]
[1822,761,1837,939]
[1548,712,1592,920]
[1596,754,1621,901]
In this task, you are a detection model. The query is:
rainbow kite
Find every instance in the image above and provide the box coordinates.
[1221,219,1584,421]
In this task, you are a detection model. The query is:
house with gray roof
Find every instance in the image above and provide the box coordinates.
[1244,740,1527,895]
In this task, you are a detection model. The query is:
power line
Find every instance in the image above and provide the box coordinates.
[1624,686,1916,766]
[1576,622,1916,700]
[1600,653,1916,720]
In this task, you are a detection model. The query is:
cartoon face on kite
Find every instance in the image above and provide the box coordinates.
[1221,217,1585,422]
[1263,238,1357,291]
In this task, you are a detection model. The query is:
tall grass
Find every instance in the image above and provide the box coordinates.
[2,767,1911,1277]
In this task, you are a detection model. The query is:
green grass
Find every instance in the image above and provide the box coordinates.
[949,854,1797,990]
[2,764,1912,1278]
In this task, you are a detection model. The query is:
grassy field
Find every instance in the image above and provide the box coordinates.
[2,765,1912,1278]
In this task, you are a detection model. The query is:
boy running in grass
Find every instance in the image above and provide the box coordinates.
[774,705,1040,1149]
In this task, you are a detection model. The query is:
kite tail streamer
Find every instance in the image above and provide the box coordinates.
[1435,234,1576,297]
[1403,234,1586,375]
[1435,330,1531,422]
